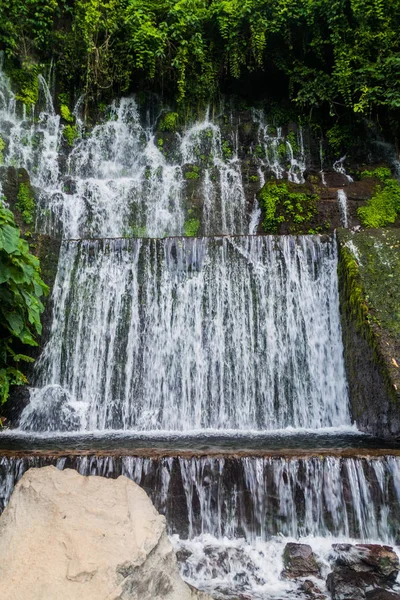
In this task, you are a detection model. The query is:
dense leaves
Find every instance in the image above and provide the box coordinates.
[1,0,400,121]
[0,204,48,404]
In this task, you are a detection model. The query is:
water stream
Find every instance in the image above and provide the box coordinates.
[0,69,398,599]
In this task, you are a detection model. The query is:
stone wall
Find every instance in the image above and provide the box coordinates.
[337,228,400,439]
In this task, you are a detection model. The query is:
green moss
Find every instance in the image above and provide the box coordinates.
[184,218,200,236]
[60,104,74,123]
[0,136,5,164]
[8,65,39,106]
[249,175,259,182]
[286,131,299,154]
[185,165,200,180]
[16,182,35,224]
[221,140,233,159]
[277,142,287,160]
[258,180,318,233]
[131,225,147,237]
[360,167,392,182]
[358,179,400,228]
[63,125,78,147]
[338,229,400,337]
[159,112,179,132]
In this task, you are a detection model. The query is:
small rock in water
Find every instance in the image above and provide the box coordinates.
[282,543,320,579]
[301,579,327,598]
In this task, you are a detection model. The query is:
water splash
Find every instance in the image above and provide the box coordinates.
[337,189,349,227]
[20,235,349,432]
[253,110,306,184]
[333,155,354,183]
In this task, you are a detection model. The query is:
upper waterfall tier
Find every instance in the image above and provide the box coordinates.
[0,70,311,239]
[20,234,350,432]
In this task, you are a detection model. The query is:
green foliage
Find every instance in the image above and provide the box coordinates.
[63,125,78,147]
[259,180,318,233]
[1,0,400,121]
[0,136,5,165]
[184,218,200,236]
[60,104,74,123]
[16,183,35,224]
[360,167,392,182]
[159,112,179,132]
[0,203,48,404]
[326,125,353,156]
[358,179,400,228]
[185,165,200,180]
[221,140,233,159]
[7,64,40,106]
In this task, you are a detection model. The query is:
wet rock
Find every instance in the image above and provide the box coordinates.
[282,543,320,579]
[331,544,399,581]
[326,567,377,599]
[301,579,327,598]
[366,589,400,600]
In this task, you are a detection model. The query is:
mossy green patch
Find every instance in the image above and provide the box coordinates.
[357,179,400,228]
[8,65,39,106]
[63,125,78,147]
[0,136,5,164]
[159,112,179,132]
[337,228,400,401]
[184,218,200,236]
[185,165,200,180]
[16,182,35,225]
[60,104,74,123]
[258,180,318,234]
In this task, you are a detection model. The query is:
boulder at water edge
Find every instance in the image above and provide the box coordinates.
[0,466,211,600]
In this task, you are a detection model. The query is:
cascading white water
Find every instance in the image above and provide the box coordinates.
[1,454,400,599]
[3,64,399,600]
[20,235,349,432]
[0,70,260,238]
[253,110,306,184]
[1,454,399,541]
[337,189,349,228]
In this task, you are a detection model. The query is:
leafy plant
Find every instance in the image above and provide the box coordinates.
[184,217,200,236]
[63,125,78,147]
[358,179,400,228]
[0,203,48,404]
[259,181,318,233]
[16,182,35,224]
[159,112,179,132]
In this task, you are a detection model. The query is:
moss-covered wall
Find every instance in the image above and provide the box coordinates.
[337,228,400,439]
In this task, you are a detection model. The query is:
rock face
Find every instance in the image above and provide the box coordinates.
[0,466,211,600]
[337,228,400,439]
[282,543,320,579]
[327,544,400,600]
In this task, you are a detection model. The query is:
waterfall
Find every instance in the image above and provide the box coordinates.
[253,110,306,184]
[1,454,400,598]
[20,235,349,432]
[2,454,400,542]
[337,189,349,228]
[2,67,399,600]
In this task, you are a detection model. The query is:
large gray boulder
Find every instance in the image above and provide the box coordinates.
[0,466,211,600]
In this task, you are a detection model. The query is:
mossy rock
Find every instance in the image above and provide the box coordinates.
[337,228,400,438]
[258,179,319,234]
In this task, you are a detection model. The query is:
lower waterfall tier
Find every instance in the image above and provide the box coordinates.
[22,235,349,432]
[2,454,399,598]
[2,454,399,543]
